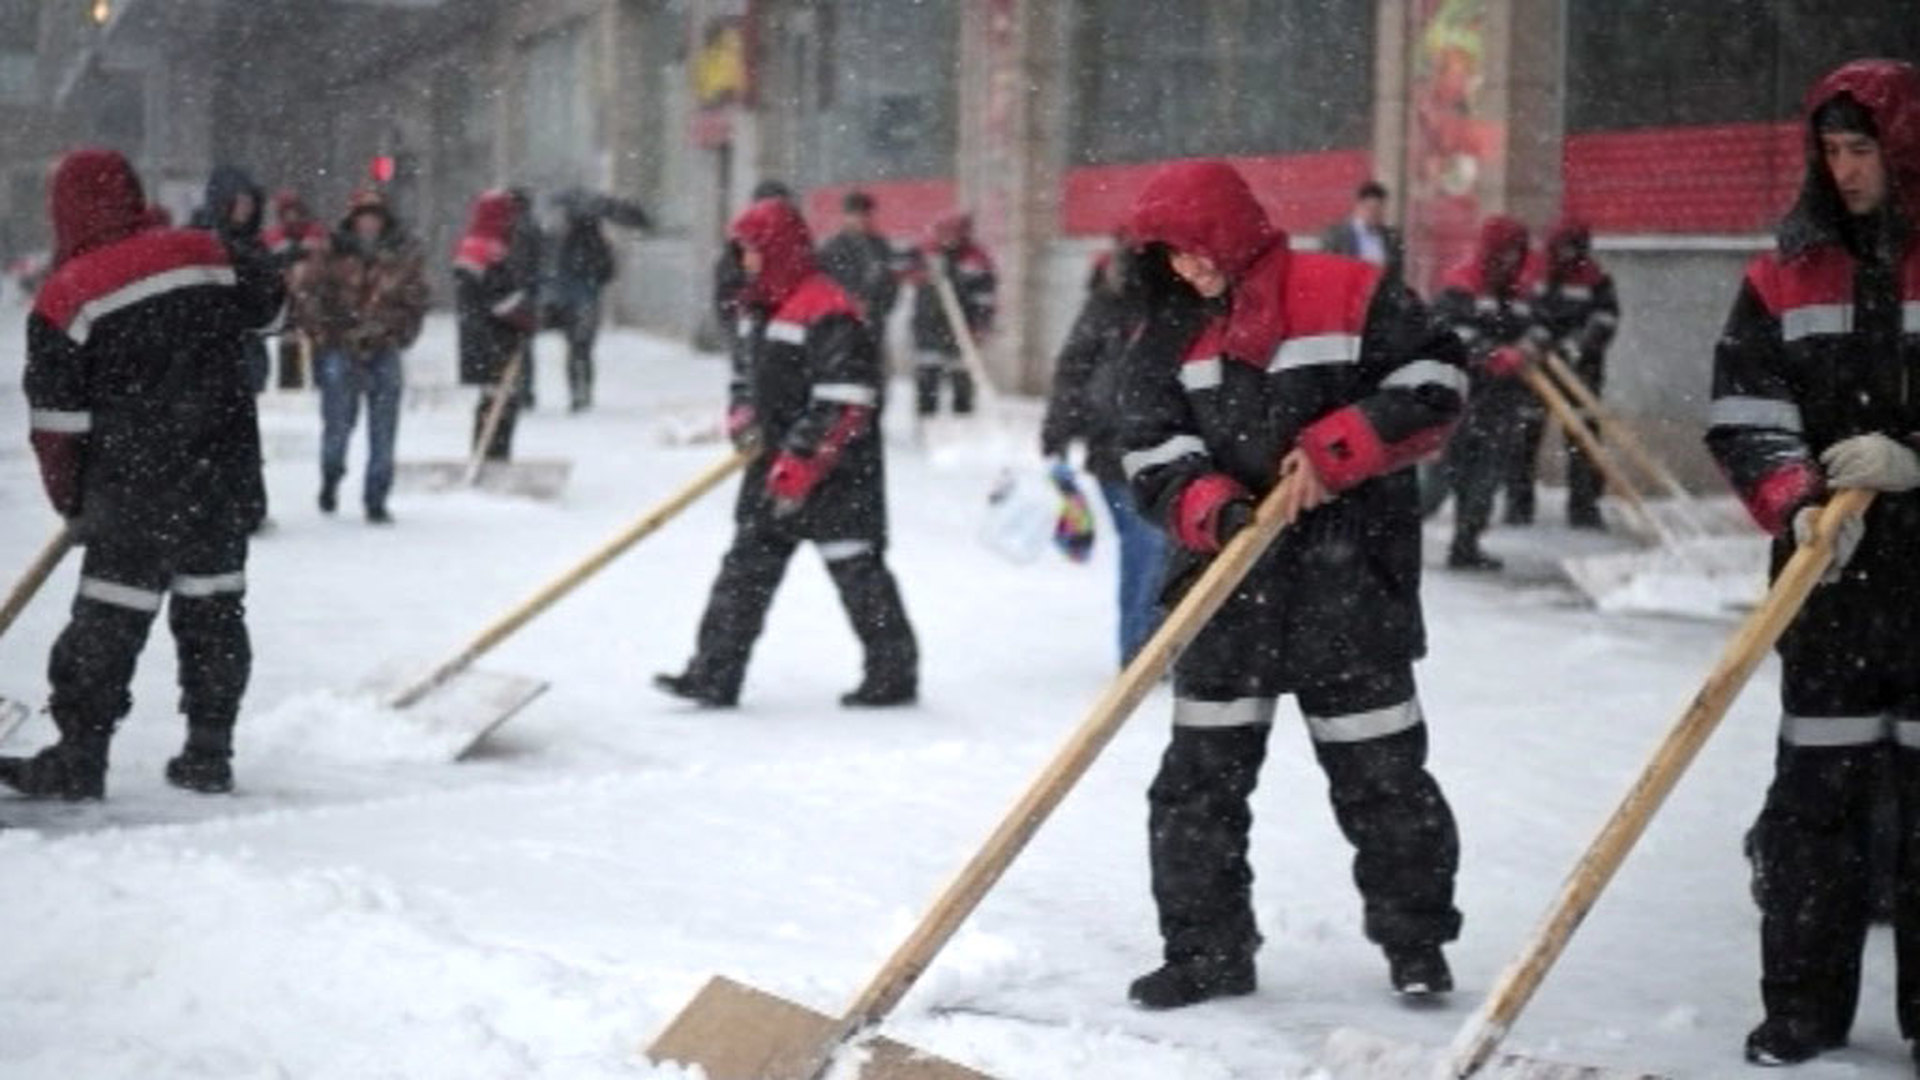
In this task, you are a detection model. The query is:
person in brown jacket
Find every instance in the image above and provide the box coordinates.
[295,189,428,524]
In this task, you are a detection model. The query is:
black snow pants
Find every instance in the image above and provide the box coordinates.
[914,349,975,417]
[1148,663,1462,966]
[1507,354,1605,524]
[49,519,251,764]
[685,521,918,698]
[1446,379,1523,554]
[1752,565,1920,1042]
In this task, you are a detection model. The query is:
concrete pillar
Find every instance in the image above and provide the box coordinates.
[955,0,1067,396]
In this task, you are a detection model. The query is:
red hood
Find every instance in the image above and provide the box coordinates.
[1127,159,1282,281]
[1444,215,1531,297]
[732,196,818,310]
[272,188,310,223]
[50,148,151,267]
[1804,59,1920,226]
[1545,218,1601,285]
[454,189,517,268]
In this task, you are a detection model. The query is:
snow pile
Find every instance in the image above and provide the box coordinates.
[0,833,659,1080]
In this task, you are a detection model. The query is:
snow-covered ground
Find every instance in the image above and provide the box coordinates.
[0,308,1900,1079]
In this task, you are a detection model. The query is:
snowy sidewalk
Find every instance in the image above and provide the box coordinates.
[0,311,1899,1079]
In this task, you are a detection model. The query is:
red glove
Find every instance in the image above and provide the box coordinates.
[766,451,827,511]
[1171,472,1251,554]
[1484,345,1530,378]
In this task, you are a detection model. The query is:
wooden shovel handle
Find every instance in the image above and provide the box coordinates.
[1519,364,1663,539]
[389,449,751,709]
[465,344,527,487]
[1444,488,1876,1079]
[1540,351,1691,503]
[928,269,999,410]
[839,475,1295,1028]
[0,526,75,641]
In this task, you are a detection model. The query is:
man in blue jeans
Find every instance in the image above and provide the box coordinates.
[1040,241,1168,666]
[293,190,428,524]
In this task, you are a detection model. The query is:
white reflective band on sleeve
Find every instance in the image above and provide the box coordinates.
[1452,325,1480,343]
[490,290,526,317]
[1708,395,1803,432]
[1904,302,1920,334]
[77,577,164,613]
[1895,718,1920,749]
[817,540,874,563]
[1778,713,1887,747]
[1781,304,1853,342]
[737,316,757,338]
[30,409,92,433]
[1474,297,1498,313]
[767,320,808,345]
[1591,311,1619,328]
[1306,699,1423,743]
[1382,360,1470,397]
[1559,285,1593,301]
[172,571,247,598]
[813,383,878,406]
[1174,697,1278,729]
[1179,357,1223,391]
[1511,302,1533,318]
[1121,434,1208,478]
[69,264,240,344]
[1269,333,1361,372]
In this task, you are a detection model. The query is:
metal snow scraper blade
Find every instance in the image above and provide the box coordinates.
[648,475,1306,1080]
[1324,490,1875,1080]
[384,449,750,757]
[392,346,572,501]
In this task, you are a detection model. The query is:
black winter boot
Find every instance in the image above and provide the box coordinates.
[840,676,917,708]
[653,671,738,708]
[1386,944,1453,997]
[1745,1016,1847,1066]
[1128,955,1256,1010]
[1446,543,1504,572]
[0,743,107,800]
[165,749,234,794]
[319,473,340,514]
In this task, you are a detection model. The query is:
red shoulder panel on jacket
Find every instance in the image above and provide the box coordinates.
[776,273,864,327]
[35,228,233,334]
[1746,246,1853,315]
[1284,252,1380,339]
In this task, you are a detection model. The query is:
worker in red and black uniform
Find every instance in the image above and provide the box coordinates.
[1118,159,1467,1009]
[453,189,537,462]
[656,197,919,709]
[1704,58,1920,1070]
[1432,215,1538,569]
[1513,219,1619,529]
[3,147,285,800]
[908,211,996,417]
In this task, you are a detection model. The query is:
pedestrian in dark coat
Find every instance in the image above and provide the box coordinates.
[295,189,429,523]
[3,148,285,800]
[1432,215,1540,569]
[453,189,537,461]
[1704,58,1920,1070]
[549,195,618,412]
[908,211,996,416]
[192,165,273,395]
[1039,240,1167,667]
[1118,159,1468,1010]
[656,196,918,709]
[1512,219,1620,528]
[818,189,901,352]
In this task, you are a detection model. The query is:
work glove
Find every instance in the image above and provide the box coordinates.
[1171,472,1252,554]
[766,451,826,516]
[726,404,760,452]
[1792,502,1865,584]
[1819,433,1920,493]
[1484,344,1531,379]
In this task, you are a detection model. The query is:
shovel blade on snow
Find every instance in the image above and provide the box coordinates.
[391,459,573,500]
[647,976,993,1080]
[0,695,32,744]
[386,667,548,760]
[1321,1028,1668,1080]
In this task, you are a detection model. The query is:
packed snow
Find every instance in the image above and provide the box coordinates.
[0,308,1902,1078]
